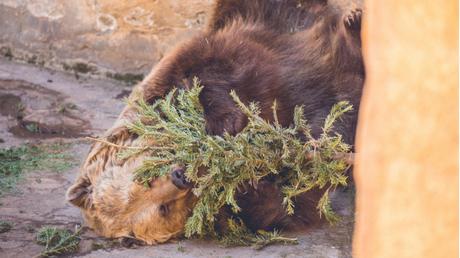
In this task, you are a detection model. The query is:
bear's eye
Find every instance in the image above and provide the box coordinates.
[159,204,169,216]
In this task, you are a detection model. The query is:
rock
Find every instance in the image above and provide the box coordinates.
[22,109,87,135]
[0,79,90,138]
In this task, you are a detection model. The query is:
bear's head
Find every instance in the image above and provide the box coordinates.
[66,127,197,244]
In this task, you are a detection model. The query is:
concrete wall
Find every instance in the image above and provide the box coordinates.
[354,1,458,257]
[0,0,215,83]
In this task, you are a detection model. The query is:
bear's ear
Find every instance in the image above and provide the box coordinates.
[66,177,93,209]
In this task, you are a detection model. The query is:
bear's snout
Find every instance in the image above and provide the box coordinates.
[170,167,192,189]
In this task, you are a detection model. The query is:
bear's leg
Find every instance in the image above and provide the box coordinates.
[208,0,328,33]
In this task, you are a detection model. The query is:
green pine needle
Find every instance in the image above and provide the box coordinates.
[35,226,81,258]
[124,78,352,245]
[218,218,298,249]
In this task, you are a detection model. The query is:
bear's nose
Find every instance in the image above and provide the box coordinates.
[171,168,191,189]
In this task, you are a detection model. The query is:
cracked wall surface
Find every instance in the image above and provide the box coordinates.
[0,0,215,79]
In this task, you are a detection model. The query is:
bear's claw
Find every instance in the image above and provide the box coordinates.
[344,8,362,31]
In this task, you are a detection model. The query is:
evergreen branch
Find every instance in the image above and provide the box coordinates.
[124,78,354,246]
[218,219,298,250]
[35,226,81,258]
[86,137,175,151]
[305,151,354,165]
[252,230,298,250]
[322,101,353,134]
[85,137,144,150]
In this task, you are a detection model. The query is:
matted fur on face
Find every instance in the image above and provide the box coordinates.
[66,82,197,244]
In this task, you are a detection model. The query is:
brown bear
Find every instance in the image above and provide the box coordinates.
[66,0,364,245]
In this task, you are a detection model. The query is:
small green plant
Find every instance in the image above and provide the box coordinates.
[0,143,74,195]
[35,226,81,258]
[122,79,352,246]
[218,219,298,249]
[0,221,12,233]
[25,123,39,133]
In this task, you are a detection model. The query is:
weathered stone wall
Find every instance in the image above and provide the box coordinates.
[0,0,215,83]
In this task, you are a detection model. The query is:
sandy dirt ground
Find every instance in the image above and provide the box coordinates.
[0,59,354,258]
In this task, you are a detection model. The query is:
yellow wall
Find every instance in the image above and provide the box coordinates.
[354,1,458,257]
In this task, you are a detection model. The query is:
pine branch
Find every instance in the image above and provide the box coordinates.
[85,137,144,150]
[85,137,174,151]
[35,225,81,258]
[305,152,355,165]
[123,78,354,245]
[218,219,298,249]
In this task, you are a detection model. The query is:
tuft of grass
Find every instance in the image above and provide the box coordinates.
[0,143,75,196]
[35,226,81,258]
[0,221,12,233]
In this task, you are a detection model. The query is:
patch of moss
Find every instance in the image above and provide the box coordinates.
[62,62,97,75]
[0,221,12,233]
[0,47,13,60]
[0,143,75,196]
[25,123,39,133]
[72,62,96,74]
[106,72,144,85]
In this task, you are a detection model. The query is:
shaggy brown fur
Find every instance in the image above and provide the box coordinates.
[67,0,364,244]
